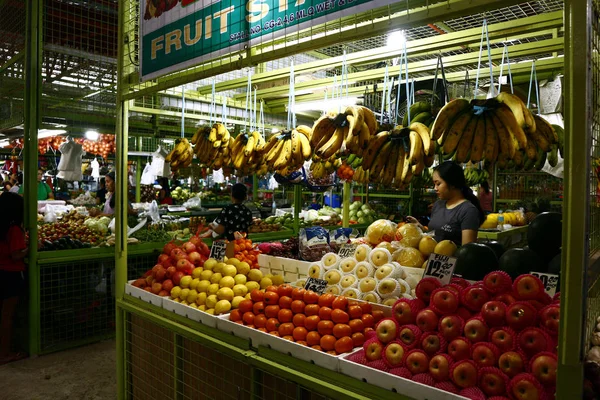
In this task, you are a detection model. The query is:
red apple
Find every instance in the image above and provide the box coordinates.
[439,315,464,341]
[489,327,516,352]
[383,341,406,368]
[483,270,513,294]
[506,302,537,331]
[460,285,490,312]
[481,301,507,327]
[539,304,560,334]
[157,253,171,267]
[171,271,184,286]
[529,352,557,387]
[420,332,445,357]
[376,318,399,344]
[415,277,442,304]
[478,366,509,397]
[398,324,421,349]
[456,307,473,321]
[162,279,174,293]
[392,298,424,325]
[158,290,168,297]
[509,373,545,400]
[363,338,384,361]
[513,274,545,301]
[450,359,478,388]
[498,351,526,377]
[443,284,462,296]
[494,292,518,306]
[518,327,550,358]
[174,251,190,262]
[429,354,453,382]
[182,241,197,253]
[188,235,203,248]
[416,308,439,333]
[471,342,500,368]
[163,242,178,255]
[176,258,194,274]
[404,349,429,375]
[448,337,471,361]
[166,266,176,278]
[151,282,162,294]
[451,277,470,288]
[430,288,459,315]
[170,247,185,259]
[464,317,489,343]
[188,251,203,265]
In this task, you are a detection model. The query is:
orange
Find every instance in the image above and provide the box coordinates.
[278,296,293,309]
[351,332,365,347]
[304,315,321,331]
[306,331,321,346]
[335,336,354,354]
[266,318,280,332]
[250,289,264,303]
[253,302,265,315]
[305,304,320,317]
[332,323,352,339]
[291,300,306,314]
[348,305,363,319]
[242,312,255,326]
[332,296,348,310]
[317,320,334,336]
[292,313,306,327]
[320,334,336,351]
[292,288,306,300]
[264,305,280,318]
[293,326,308,342]
[331,309,350,324]
[318,307,332,321]
[238,299,253,314]
[254,314,267,328]
[303,290,320,305]
[264,291,279,305]
[349,319,365,333]
[361,314,375,328]
[277,308,293,323]
[229,309,242,322]
[318,293,335,308]
[278,322,294,337]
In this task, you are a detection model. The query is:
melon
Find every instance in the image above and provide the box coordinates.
[498,248,545,279]
[453,243,499,281]
[482,241,505,260]
[547,252,561,275]
[527,212,562,263]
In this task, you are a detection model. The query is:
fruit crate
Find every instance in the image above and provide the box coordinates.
[258,254,311,284]
[338,349,468,400]
[161,297,218,328]
[125,280,164,308]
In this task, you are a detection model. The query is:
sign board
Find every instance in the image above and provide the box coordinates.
[209,240,227,261]
[338,243,357,259]
[423,253,458,285]
[139,0,398,81]
[304,277,328,294]
[530,271,559,297]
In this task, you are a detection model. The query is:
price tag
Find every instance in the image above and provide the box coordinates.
[304,277,328,294]
[529,271,559,297]
[338,243,358,259]
[209,240,227,261]
[424,253,458,285]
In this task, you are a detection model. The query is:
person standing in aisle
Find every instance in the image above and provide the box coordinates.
[8,173,22,194]
[0,192,28,365]
[200,183,253,257]
[407,161,485,246]
[96,177,107,205]
[18,169,54,200]
[478,181,493,214]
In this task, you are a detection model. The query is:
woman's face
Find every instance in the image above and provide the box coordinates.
[433,171,451,200]
[105,176,115,192]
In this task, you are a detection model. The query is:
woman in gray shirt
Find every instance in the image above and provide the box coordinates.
[408,161,486,246]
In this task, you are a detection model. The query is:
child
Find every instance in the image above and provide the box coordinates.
[0,192,27,365]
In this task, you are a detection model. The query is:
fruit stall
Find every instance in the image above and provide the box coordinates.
[6,0,597,398]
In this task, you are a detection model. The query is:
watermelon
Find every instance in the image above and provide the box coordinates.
[547,252,561,275]
[482,241,505,260]
[498,248,545,279]
[527,212,562,263]
[453,243,499,281]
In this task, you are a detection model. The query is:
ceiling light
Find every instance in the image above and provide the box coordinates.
[38,129,67,139]
[85,130,100,141]
[387,30,406,48]
[271,127,279,134]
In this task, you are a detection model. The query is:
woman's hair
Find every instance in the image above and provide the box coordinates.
[0,192,24,239]
[231,183,248,201]
[434,161,486,225]
[481,180,490,194]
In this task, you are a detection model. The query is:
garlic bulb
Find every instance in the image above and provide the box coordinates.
[592,332,600,347]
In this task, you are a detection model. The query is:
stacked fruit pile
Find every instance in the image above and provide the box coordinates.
[129,237,211,296]
[345,272,559,400]
[229,286,385,355]
[432,94,560,170]
[38,222,105,249]
[169,258,282,315]
[79,134,116,160]
[233,237,261,269]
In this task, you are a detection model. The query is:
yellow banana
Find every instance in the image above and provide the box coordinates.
[496,92,535,132]
[244,134,256,157]
[483,112,499,163]
[442,111,473,154]
[533,115,558,145]
[470,116,486,163]
[311,115,336,147]
[489,111,515,159]
[298,131,312,160]
[296,125,313,139]
[525,136,538,161]
[456,115,479,163]
[493,104,527,150]
[358,121,370,151]
[317,127,344,159]
[369,141,391,180]
[394,145,406,185]
[208,127,217,142]
[430,99,471,141]
[345,106,364,136]
[409,122,431,156]
[216,123,228,139]
[409,130,424,166]
[359,106,378,135]
[362,131,390,170]
[274,139,292,170]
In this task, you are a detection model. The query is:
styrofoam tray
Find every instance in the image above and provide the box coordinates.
[402,266,425,280]
[217,314,342,371]
[339,349,468,400]
[257,255,310,283]
[162,297,218,328]
[125,280,164,307]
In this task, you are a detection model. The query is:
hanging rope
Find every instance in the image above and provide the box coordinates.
[432,53,449,106]
[410,78,416,105]
[244,69,253,131]
[286,59,296,130]
[380,64,389,125]
[498,44,514,94]
[209,79,216,126]
[474,18,496,99]
[527,60,540,112]
[259,100,265,140]
[181,85,185,138]
[253,87,257,132]
[222,91,228,125]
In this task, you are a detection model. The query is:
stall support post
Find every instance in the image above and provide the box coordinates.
[24,0,43,357]
[342,182,351,228]
[557,0,589,398]
[408,183,414,216]
[252,175,258,202]
[492,164,498,212]
[135,136,142,203]
[293,185,302,234]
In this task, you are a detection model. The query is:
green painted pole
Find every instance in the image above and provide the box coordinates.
[136,137,142,203]
[492,164,498,213]
[24,0,42,357]
[556,1,588,398]
[342,182,351,228]
[293,185,302,234]
[252,176,258,202]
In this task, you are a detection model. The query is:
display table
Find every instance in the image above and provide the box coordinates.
[477,225,528,249]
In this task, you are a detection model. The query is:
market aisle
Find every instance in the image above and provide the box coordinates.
[0,339,116,400]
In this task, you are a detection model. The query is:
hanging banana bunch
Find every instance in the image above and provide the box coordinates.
[261,125,313,176]
[431,94,560,171]
[165,138,193,171]
[228,131,267,176]
[191,123,232,170]
[311,106,378,159]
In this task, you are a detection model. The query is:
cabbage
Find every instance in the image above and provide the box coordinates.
[305,210,319,222]
[98,216,111,226]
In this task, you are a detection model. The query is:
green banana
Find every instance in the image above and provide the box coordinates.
[552,124,565,159]
[535,147,547,171]
[402,101,432,126]
[548,144,559,167]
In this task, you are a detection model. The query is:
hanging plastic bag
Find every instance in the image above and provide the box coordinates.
[329,227,360,252]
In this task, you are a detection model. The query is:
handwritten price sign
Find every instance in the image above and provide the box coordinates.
[209,240,227,261]
[424,253,458,285]
[530,271,559,297]
[338,243,358,259]
[304,277,328,294]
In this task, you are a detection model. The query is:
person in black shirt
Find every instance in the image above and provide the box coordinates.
[201,183,253,257]
[96,178,107,205]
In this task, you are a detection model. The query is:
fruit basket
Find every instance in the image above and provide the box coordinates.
[162,297,219,328]
[125,280,165,307]
[257,254,311,285]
